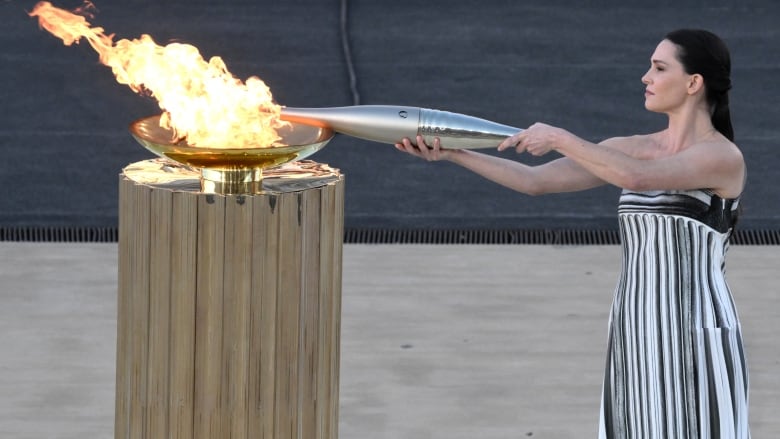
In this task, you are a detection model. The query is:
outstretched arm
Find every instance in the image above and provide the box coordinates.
[395,136,605,196]
[500,123,745,198]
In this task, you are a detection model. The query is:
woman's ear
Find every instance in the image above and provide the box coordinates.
[688,73,705,95]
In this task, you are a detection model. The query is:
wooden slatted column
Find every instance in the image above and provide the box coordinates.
[116,159,344,439]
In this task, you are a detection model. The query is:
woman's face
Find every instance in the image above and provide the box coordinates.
[641,39,693,113]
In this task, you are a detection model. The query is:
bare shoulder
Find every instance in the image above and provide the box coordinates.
[689,137,746,198]
[696,137,746,172]
[695,137,744,161]
[683,136,745,175]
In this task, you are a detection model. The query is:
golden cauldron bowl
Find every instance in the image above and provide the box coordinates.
[129,115,335,194]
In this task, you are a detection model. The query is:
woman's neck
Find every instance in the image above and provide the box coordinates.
[664,105,717,151]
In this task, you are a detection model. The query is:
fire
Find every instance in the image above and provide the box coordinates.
[29,1,288,148]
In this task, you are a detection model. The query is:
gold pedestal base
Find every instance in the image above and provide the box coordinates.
[200,168,264,194]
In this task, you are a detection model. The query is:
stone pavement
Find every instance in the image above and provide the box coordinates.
[0,243,778,438]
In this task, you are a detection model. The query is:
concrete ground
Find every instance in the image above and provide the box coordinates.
[0,243,777,438]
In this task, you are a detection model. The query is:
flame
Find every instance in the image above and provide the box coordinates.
[29,1,288,148]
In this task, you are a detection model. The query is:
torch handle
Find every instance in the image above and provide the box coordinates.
[280,105,522,149]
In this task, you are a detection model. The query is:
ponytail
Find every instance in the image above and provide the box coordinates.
[712,89,734,142]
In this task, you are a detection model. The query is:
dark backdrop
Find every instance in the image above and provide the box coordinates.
[2,0,778,232]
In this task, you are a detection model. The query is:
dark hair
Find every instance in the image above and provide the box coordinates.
[665,29,734,141]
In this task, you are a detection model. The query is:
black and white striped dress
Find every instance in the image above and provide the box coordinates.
[599,189,750,439]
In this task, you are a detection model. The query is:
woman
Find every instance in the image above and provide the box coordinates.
[395,29,749,438]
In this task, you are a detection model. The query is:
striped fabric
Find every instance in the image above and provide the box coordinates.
[598,189,750,439]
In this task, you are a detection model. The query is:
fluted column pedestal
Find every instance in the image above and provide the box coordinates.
[115,159,344,439]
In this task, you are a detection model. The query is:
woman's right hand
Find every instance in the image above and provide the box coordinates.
[394,135,458,161]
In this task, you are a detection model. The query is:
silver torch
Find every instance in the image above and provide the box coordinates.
[280,105,523,149]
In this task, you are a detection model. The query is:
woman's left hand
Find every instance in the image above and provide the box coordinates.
[498,122,568,156]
